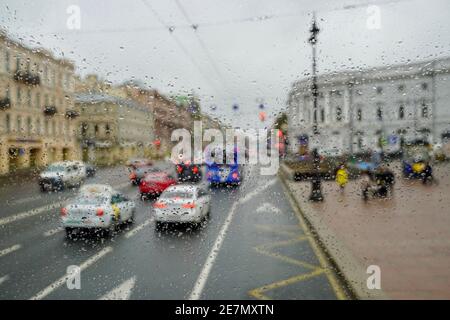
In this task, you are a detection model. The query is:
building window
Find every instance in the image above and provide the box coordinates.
[320,109,325,122]
[27,89,32,107]
[421,83,428,90]
[422,104,429,118]
[17,116,22,133]
[36,119,41,135]
[94,124,99,136]
[5,114,11,132]
[5,51,10,72]
[336,106,342,121]
[36,93,40,109]
[377,106,383,121]
[376,86,383,94]
[27,117,32,135]
[399,105,405,119]
[357,108,362,121]
[17,87,21,104]
[15,56,20,71]
[313,110,317,123]
[81,123,88,137]
[398,84,405,92]
[105,124,111,135]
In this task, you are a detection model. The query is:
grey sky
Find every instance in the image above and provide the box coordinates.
[1,0,449,128]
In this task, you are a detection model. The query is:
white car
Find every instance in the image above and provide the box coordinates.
[39,161,86,191]
[61,184,136,236]
[153,185,211,228]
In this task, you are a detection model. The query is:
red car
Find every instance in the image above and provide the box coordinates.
[139,172,177,200]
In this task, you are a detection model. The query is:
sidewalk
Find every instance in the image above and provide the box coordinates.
[279,161,450,299]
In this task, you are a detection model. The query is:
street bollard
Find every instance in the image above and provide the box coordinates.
[309,175,324,202]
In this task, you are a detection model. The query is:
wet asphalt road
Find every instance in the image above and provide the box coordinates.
[0,162,345,300]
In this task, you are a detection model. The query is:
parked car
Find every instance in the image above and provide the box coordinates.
[39,161,86,192]
[153,184,211,229]
[61,184,135,237]
[139,171,177,199]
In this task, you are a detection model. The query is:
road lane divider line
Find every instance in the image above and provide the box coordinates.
[0,244,22,258]
[99,276,136,300]
[238,178,277,203]
[0,202,64,227]
[188,201,239,300]
[30,246,113,300]
[0,275,9,286]
[43,227,64,237]
[189,165,256,300]
[124,218,154,239]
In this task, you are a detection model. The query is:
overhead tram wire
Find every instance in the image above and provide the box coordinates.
[140,0,222,94]
[174,0,231,94]
[48,0,413,36]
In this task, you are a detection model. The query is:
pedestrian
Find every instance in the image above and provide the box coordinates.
[335,164,349,192]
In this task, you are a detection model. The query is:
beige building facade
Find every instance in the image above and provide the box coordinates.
[76,75,155,166]
[0,31,80,175]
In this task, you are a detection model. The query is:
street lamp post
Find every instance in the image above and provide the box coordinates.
[309,11,320,136]
[308,12,324,202]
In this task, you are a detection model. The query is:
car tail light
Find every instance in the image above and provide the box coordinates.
[129,172,136,179]
[60,207,68,216]
[153,202,167,209]
[176,165,183,173]
[232,172,239,179]
[192,166,199,174]
[182,202,196,209]
[96,208,104,216]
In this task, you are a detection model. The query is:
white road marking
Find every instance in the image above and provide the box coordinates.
[189,166,276,300]
[0,202,64,227]
[30,246,113,300]
[8,195,42,205]
[43,227,64,237]
[0,275,9,286]
[124,218,154,239]
[255,202,282,215]
[0,244,22,258]
[188,201,239,300]
[99,276,136,300]
[239,178,277,203]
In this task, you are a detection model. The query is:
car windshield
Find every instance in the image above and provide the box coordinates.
[3,0,450,305]
[144,173,168,182]
[160,191,194,199]
[73,194,109,206]
[45,165,66,172]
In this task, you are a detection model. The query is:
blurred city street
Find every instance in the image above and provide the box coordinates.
[0,162,348,300]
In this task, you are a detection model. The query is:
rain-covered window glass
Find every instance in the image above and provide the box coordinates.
[2,0,450,304]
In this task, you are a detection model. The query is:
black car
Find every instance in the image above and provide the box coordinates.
[176,162,202,182]
[85,164,96,177]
